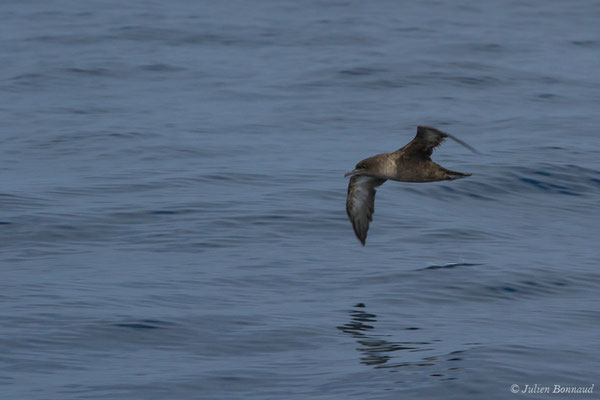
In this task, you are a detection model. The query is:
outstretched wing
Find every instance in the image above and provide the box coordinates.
[399,125,478,159]
[346,175,386,246]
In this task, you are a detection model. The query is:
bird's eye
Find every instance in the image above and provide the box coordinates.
[358,163,366,169]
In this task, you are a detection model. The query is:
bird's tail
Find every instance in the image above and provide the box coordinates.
[444,168,471,180]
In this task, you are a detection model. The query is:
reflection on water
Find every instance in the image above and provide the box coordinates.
[338,303,468,381]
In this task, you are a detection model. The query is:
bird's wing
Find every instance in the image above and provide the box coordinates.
[399,126,478,159]
[346,175,386,246]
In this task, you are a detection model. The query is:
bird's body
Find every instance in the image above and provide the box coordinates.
[345,126,476,245]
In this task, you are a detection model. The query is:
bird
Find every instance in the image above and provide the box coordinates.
[345,125,477,245]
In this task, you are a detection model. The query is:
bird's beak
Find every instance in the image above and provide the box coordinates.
[344,169,360,177]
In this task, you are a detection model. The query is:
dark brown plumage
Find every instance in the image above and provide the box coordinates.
[345,126,477,245]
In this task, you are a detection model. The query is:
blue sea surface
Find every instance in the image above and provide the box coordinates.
[1,1,599,399]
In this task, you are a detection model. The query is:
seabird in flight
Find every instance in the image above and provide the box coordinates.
[345,125,477,245]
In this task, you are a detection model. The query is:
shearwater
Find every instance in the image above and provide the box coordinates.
[345,125,477,245]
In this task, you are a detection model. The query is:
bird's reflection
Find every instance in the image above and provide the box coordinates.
[337,303,465,380]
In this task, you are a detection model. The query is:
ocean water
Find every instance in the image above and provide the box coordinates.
[1,1,599,399]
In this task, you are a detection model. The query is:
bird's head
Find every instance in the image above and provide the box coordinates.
[344,158,372,177]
